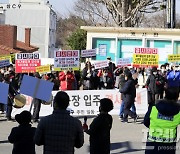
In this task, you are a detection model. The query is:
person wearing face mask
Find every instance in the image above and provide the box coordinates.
[166,63,180,94]
[120,70,137,122]
[91,66,100,90]
[102,68,114,89]
[82,61,93,90]
[145,67,165,106]
[107,57,116,86]
[165,63,170,72]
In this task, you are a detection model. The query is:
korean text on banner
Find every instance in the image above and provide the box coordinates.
[0,59,10,68]
[0,82,9,104]
[94,61,109,69]
[133,47,159,67]
[36,65,51,74]
[20,75,54,102]
[117,58,131,67]
[168,54,180,62]
[15,53,41,73]
[81,49,96,58]
[54,50,80,71]
[12,89,148,117]
[0,55,12,63]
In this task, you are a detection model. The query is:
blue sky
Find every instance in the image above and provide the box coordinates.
[1,0,180,16]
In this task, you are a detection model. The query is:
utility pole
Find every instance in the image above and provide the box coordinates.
[166,0,176,28]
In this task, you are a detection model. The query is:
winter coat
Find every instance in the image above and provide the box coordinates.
[86,113,113,154]
[8,124,36,154]
[167,70,180,88]
[118,74,126,100]
[59,71,75,90]
[91,70,100,90]
[120,79,136,104]
[34,110,84,154]
[144,99,180,154]
[146,74,165,94]
[82,68,93,90]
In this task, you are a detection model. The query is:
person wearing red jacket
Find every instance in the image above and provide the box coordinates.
[59,70,75,90]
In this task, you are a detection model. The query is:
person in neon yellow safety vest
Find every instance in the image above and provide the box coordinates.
[144,88,180,154]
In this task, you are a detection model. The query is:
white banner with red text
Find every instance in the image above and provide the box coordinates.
[12,88,148,117]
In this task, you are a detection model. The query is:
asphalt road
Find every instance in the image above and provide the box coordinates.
[0,114,180,154]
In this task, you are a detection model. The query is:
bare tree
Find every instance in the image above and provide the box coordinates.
[176,14,180,29]
[140,11,166,28]
[74,0,165,27]
[74,0,112,26]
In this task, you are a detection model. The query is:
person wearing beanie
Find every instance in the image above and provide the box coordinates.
[120,71,137,122]
[8,111,36,154]
[83,98,113,154]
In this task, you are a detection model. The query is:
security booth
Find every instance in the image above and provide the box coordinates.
[81,26,180,65]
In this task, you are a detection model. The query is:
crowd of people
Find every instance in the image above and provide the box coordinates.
[6,88,180,154]
[0,58,179,121]
[0,57,180,154]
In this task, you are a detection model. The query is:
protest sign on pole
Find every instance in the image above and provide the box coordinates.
[36,65,51,74]
[116,58,131,67]
[0,55,12,63]
[94,61,109,69]
[0,59,10,68]
[15,53,41,73]
[20,75,54,102]
[0,82,9,104]
[54,50,80,71]
[133,47,159,67]
[168,54,180,62]
[81,49,96,57]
